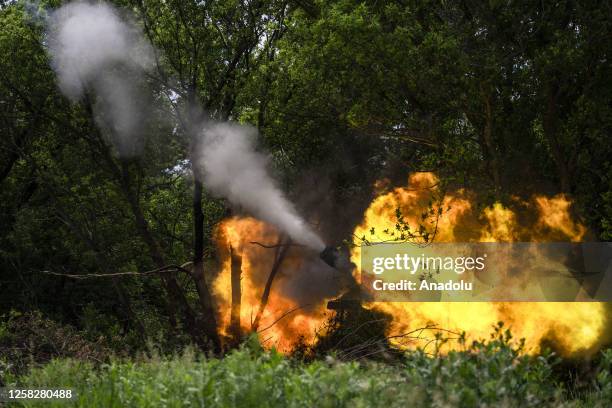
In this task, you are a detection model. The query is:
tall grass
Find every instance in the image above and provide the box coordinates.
[4,336,611,407]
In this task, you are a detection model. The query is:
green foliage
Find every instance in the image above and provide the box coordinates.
[599,192,612,240]
[7,336,611,407]
[1,0,611,371]
[594,349,612,403]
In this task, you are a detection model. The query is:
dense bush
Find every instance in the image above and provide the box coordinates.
[3,335,611,408]
[0,311,112,380]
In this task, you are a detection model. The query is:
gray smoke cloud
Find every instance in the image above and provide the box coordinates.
[198,122,325,250]
[46,1,153,157]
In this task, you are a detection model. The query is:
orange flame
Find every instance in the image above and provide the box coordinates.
[212,217,329,351]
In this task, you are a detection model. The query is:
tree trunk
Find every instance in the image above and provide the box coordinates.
[482,90,502,194]
[83,97,210,348]
[118,161,207,346]
[192,177,221,351]
[543,82,571,193]
[229,246,243,343]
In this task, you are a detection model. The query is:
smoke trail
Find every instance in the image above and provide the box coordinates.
[46,1,152,157]
[45,0,324,250]
[197,122,325,250]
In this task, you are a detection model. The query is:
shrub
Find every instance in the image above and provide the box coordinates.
[0,311,111,378]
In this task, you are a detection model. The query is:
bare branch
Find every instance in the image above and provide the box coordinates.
[257,304,311,334]
[249,241,305,249]
[38,264,193,280]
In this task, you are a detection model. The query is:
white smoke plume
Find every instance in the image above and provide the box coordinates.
[46,1,153,157]
[198,123,325,251]
[45,0,324,250]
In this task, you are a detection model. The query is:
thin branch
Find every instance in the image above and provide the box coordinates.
[38,264,193,280]
[252,237,291,331]
[249,241,305,249]
[257,304,311,334]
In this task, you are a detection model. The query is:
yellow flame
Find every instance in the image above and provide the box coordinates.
[351,173,606,356]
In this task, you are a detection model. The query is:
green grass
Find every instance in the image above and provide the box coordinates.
[4,336,612,408]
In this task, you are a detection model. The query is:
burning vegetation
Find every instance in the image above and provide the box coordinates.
[210,172,609,357]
